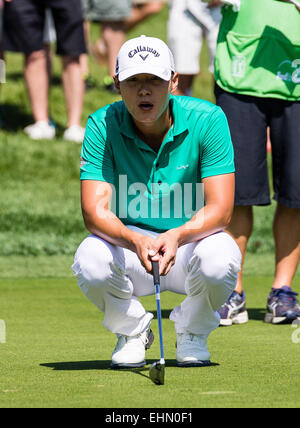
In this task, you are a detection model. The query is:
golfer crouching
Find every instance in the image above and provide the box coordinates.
[72,35,241,368]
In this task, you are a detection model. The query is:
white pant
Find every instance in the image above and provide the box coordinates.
[72,227,241,337]
[167,0,221,74]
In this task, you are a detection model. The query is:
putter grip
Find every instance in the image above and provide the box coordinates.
[152,261,160,285]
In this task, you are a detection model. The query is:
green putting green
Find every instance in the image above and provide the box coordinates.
[1,275,299,408]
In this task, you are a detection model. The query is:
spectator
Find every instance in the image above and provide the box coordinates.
[89,0,166,91]
[209,0,300,325]
[2,0,87,143]
[126,0,166,31]
[82,0,132,93]
[168,0,222,96]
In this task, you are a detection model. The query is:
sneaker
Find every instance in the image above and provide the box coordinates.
[264,286,300,324]
[63,125,85,143]
[217,291,249,326]
[24,120,55,140]
[111,328,154,368]
[176,333,211,367]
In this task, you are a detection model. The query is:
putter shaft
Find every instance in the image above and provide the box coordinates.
[154,282,165,364]
[149,261,165,385]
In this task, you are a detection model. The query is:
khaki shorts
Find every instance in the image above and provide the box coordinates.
[82,0,131,21]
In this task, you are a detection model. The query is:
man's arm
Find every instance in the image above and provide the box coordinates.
[151,173,235,275]
[81,180,158,273]
[177,173,234,245]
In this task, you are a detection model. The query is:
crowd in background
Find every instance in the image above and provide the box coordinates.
[0,0,222,142]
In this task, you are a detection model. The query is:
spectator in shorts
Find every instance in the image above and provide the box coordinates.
[126,0,166,31]
[2,0,87,143]
[168,0,222,96]
[210,0,300,325]
[88,0,166,91]
[82,0,132,93]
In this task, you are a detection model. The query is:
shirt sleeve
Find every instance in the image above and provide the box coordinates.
[200,107,235,179]
[80,115,115,184]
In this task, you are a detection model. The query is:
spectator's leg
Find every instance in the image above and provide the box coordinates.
[61,55,84,128]
[226,206,253,294]
[175,74,195,96]
[80,20,90,79]
[125,1,165,31]
[24,50,49,123]
[102,21,126,77]
[272,203,300,288]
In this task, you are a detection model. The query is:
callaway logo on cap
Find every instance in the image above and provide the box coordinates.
[116,35,175,82]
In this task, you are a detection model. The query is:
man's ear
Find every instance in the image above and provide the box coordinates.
[113,75,121,94]
[170,72,179,95]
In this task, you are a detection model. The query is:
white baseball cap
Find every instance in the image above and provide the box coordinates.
[115,35,175,82]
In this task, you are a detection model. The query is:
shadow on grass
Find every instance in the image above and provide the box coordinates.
[247,308,266,321]
[1,103,33,131]
[40,360,219,382]
[156,308,267,321]
[152,309,172,319]
[0,103,65,136]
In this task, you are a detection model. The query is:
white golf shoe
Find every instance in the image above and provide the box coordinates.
[111,329,154,368]
[63,125,85,143]
[24,120,55,140]
[176,333,211,367]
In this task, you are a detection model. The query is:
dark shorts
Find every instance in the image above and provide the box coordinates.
[215,85,300,209]
[3,0,87,56]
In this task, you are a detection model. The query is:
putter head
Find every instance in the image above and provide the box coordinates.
[149,361,165,385]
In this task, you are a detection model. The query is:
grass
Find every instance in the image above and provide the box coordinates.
[0,5,299,409]
[1,275,300,408]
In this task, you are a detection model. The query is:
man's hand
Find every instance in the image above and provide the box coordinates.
[132,234,159,274]
[148,230,180,276]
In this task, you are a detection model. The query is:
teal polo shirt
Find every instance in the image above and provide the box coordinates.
[80,95,234,232]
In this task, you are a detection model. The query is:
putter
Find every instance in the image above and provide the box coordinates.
[149,260,165,385]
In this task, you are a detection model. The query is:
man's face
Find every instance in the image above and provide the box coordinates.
[115,73,178,127]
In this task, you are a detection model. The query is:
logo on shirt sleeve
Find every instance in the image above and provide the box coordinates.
[80,157,88,167]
